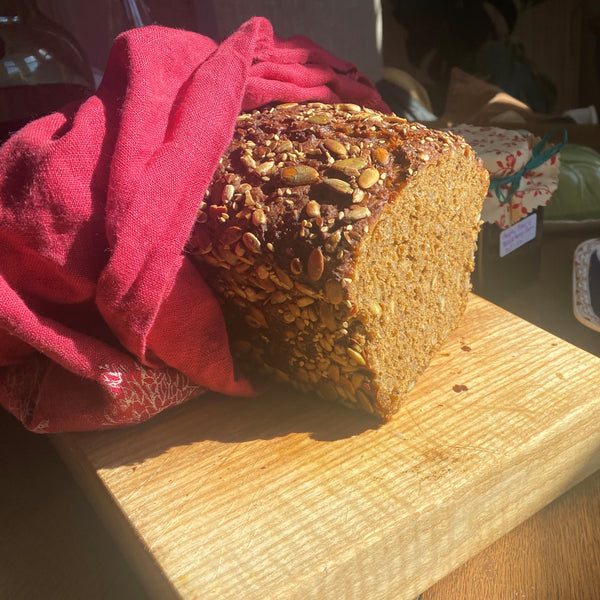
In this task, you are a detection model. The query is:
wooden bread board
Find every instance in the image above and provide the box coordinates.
[52,295,600,600]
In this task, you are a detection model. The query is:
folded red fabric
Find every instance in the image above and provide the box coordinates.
[0,18,388,432]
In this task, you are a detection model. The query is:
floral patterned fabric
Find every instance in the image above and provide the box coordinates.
[451,124,561,229]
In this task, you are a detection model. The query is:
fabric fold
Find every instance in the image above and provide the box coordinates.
[0,17,388,432]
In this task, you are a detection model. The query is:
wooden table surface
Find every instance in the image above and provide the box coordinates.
[2,223,599,600]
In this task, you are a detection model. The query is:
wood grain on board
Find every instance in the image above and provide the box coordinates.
[53,295,600,600]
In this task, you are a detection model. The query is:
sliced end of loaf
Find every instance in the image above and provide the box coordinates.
[349,149,487,418]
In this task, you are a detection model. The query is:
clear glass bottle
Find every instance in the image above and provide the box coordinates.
[0,0,94,143]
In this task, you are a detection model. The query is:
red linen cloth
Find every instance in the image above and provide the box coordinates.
[0,17,388,432]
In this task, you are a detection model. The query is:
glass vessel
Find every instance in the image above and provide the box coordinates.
[471,207,544,302]
[0,0,94,143]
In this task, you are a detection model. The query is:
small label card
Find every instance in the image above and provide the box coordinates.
[499,213,537,257]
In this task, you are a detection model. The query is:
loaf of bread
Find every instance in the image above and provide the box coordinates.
[188,102,488,420]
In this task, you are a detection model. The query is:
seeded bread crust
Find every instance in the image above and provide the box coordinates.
[188,102,488,420]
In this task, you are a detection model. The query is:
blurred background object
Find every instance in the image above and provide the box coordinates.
[383,0,600,118]
[36,0,384,85]
[29,0,600,125]
[388,0,558,114]
[0,0,94,142]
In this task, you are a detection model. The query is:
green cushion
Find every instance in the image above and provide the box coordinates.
[545,144,600,221]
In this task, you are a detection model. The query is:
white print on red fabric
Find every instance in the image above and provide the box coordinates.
[100,362,205,426]
[32,419,50,433]
[450,124,560,229]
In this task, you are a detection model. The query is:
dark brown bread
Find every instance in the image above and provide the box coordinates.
[188,102,489,420]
